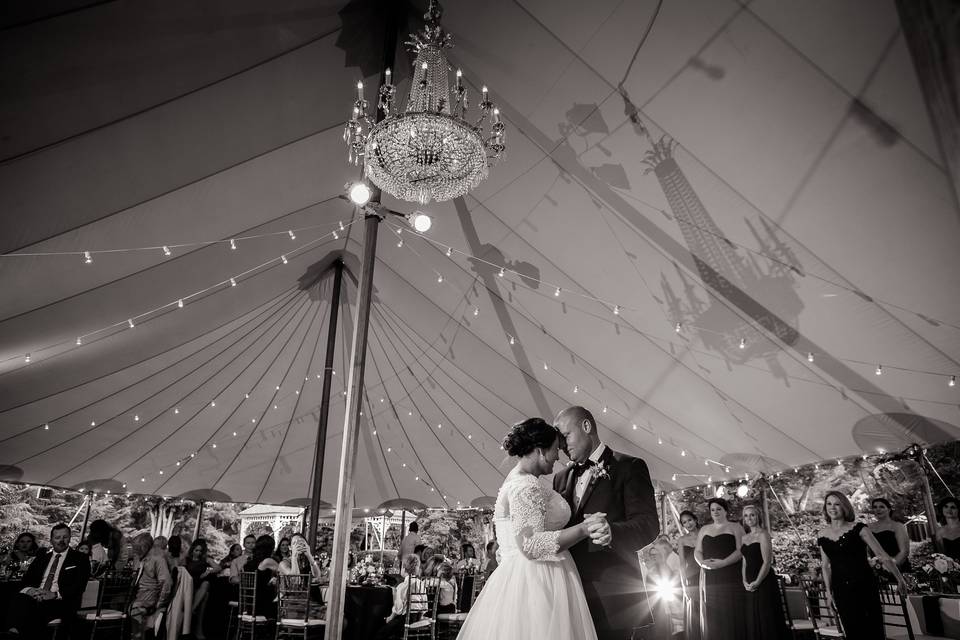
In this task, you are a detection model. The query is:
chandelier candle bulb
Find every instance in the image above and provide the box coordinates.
[357,81,363,100]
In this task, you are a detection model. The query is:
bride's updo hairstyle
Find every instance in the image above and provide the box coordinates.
[502,418,559,457]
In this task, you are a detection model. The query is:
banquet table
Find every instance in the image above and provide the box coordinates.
[906,594,960,639]
[343,585,394,640]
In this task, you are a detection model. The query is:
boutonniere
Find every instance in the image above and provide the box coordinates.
[593,461,611,482]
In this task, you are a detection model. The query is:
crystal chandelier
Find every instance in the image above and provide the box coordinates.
[343,0,505,205]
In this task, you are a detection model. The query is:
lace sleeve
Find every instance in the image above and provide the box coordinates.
[509,478,561,560]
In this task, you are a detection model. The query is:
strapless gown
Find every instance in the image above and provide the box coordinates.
[680,544,701,640]
[943,536,960,562]
[871,528,911,573]
[741,542,789,640]
[699,533,745,640]
[457,472,597,640]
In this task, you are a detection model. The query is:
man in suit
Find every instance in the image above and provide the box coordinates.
[3,522,91,638]
[554,406,659,640]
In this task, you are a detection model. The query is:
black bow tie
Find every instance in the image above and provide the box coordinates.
[573,460,596,474]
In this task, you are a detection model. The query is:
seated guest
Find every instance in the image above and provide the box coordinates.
[2,523,90,638]
[482,540,498,579]
[220,544,243,570]
[423,554,446,577]
[87,519,118,576]
[937,497,960,562]
[166,535,185,571]
[129,532,173,640]
[377,554,427,639]
[280,534,325,619]
[243,535,280,619]
[229,534,256,584]
[868,497,911,573]
[76,540,91,556]
[2,532,39,570]
[185,539,219,640]
[436,562,458,614]
[274,537,292,563]
[455,543,479,572]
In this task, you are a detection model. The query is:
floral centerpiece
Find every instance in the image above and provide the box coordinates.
[920,553,960,594]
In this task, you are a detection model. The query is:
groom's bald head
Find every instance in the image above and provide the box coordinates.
[555,406,600,463]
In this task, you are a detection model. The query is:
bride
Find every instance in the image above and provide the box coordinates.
[457,418,603,640]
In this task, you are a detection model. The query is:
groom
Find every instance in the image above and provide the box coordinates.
[554,406,659,640]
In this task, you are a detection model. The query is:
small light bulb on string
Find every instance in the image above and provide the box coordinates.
[190,453,195,458]
[177,299,184,308]
[333,231,339,240]
[159,470,163,475]
[211,401,216,407]
[339,220,345,232]
[875,364,882,376]
[245,393,250,398]
[446,247,452,257]
[573,385,579,393]
[543,362,549,370]
[632,424,637,430]
[613,305,620,315]
[84,251,92,264]
[141,477,145,483]
[24,354,31,364]
[91,420,96,426]
[281,255,288,265]
[230,239,237,250]
[212,443,217,449]
[602,406,608,414]
[671,474,677,482]
[674,322,682,333]
[725,466,731,473]
[807,352,814,363]
[704,459,709,466]
[128,318,135,329]
[739,338,746,349]
[162,246,171,257]
[76,337,82,345]
[437,274,443,283]
[397,238,403,248]
[473,307,479,317]
[657,436,663,445]
[509,335,515,346]
[44,423,49,430]
[498,267,505,278]
[680,450,686,457]
[554,287,561,297]
[174,408,179,414]
[134,415,139,422]
[288,230,296,240]
[950,375,956,388]
[230,277,237,287]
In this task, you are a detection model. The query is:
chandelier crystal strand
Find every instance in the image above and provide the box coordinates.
[343,0,504,204]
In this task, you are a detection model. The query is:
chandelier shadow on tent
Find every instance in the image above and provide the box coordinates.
[343,0,505,204]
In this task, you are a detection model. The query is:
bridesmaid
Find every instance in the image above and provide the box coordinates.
[817,491,907,640]
[867,497,911,573]
[936,497,960,561]
[695,498,746,640]
[740,505,790,640]
[676,510,701,640]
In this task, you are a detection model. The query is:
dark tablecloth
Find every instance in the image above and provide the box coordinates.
[344,585,393,640]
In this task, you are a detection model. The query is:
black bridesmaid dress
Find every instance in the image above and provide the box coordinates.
[872,529,911,572]
[943,537,960,562]
[680,544,701,640]
[699,533,745,640]
[817,522,883,640]
[741,541,790,640]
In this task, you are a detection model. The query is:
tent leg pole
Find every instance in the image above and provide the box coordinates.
[326,211,382,640]
[193,500,205,541]
[79,495,93,542]
[657,491,666,533]
[309,259,344,550]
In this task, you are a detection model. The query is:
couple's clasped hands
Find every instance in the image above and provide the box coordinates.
[583,512,611,547]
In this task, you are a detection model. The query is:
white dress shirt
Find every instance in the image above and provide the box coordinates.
[574,443,608,507]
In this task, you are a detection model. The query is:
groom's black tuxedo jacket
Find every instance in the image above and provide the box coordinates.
[554,447,658,635]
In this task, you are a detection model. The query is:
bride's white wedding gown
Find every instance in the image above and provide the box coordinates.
[456,471,598,640]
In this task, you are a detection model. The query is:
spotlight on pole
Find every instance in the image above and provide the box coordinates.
[408,211,433,233]
[348,182,372,206]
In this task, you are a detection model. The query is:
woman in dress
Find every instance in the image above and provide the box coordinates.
[936,497,960,562]
[817,491,907,640]
[867,498,911,573]
[695,498,745,640]
[244,535,280,619]
[455,543,479,573]
[4,532,38,568]
[274,537,292,563]
[676,510,701,640]
[279,534,325,617]
[437,562,459,614]
[185,539,220,640]
[740,505,789,640]
[457,417,603,640]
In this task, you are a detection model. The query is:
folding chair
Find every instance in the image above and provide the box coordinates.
[777,575,814,637]
[799,576,845,639]
[76,570,134,639]
[877,582,953,640]
[276,574,325,640]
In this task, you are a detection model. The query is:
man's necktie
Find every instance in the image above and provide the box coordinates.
[42,553,61,592]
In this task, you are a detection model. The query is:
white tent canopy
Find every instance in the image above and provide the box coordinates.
[1,0,958,508]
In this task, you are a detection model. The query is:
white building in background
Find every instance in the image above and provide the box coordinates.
[238,504,305,542]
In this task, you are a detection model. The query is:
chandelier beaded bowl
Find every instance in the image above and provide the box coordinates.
[343,0,505,204]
